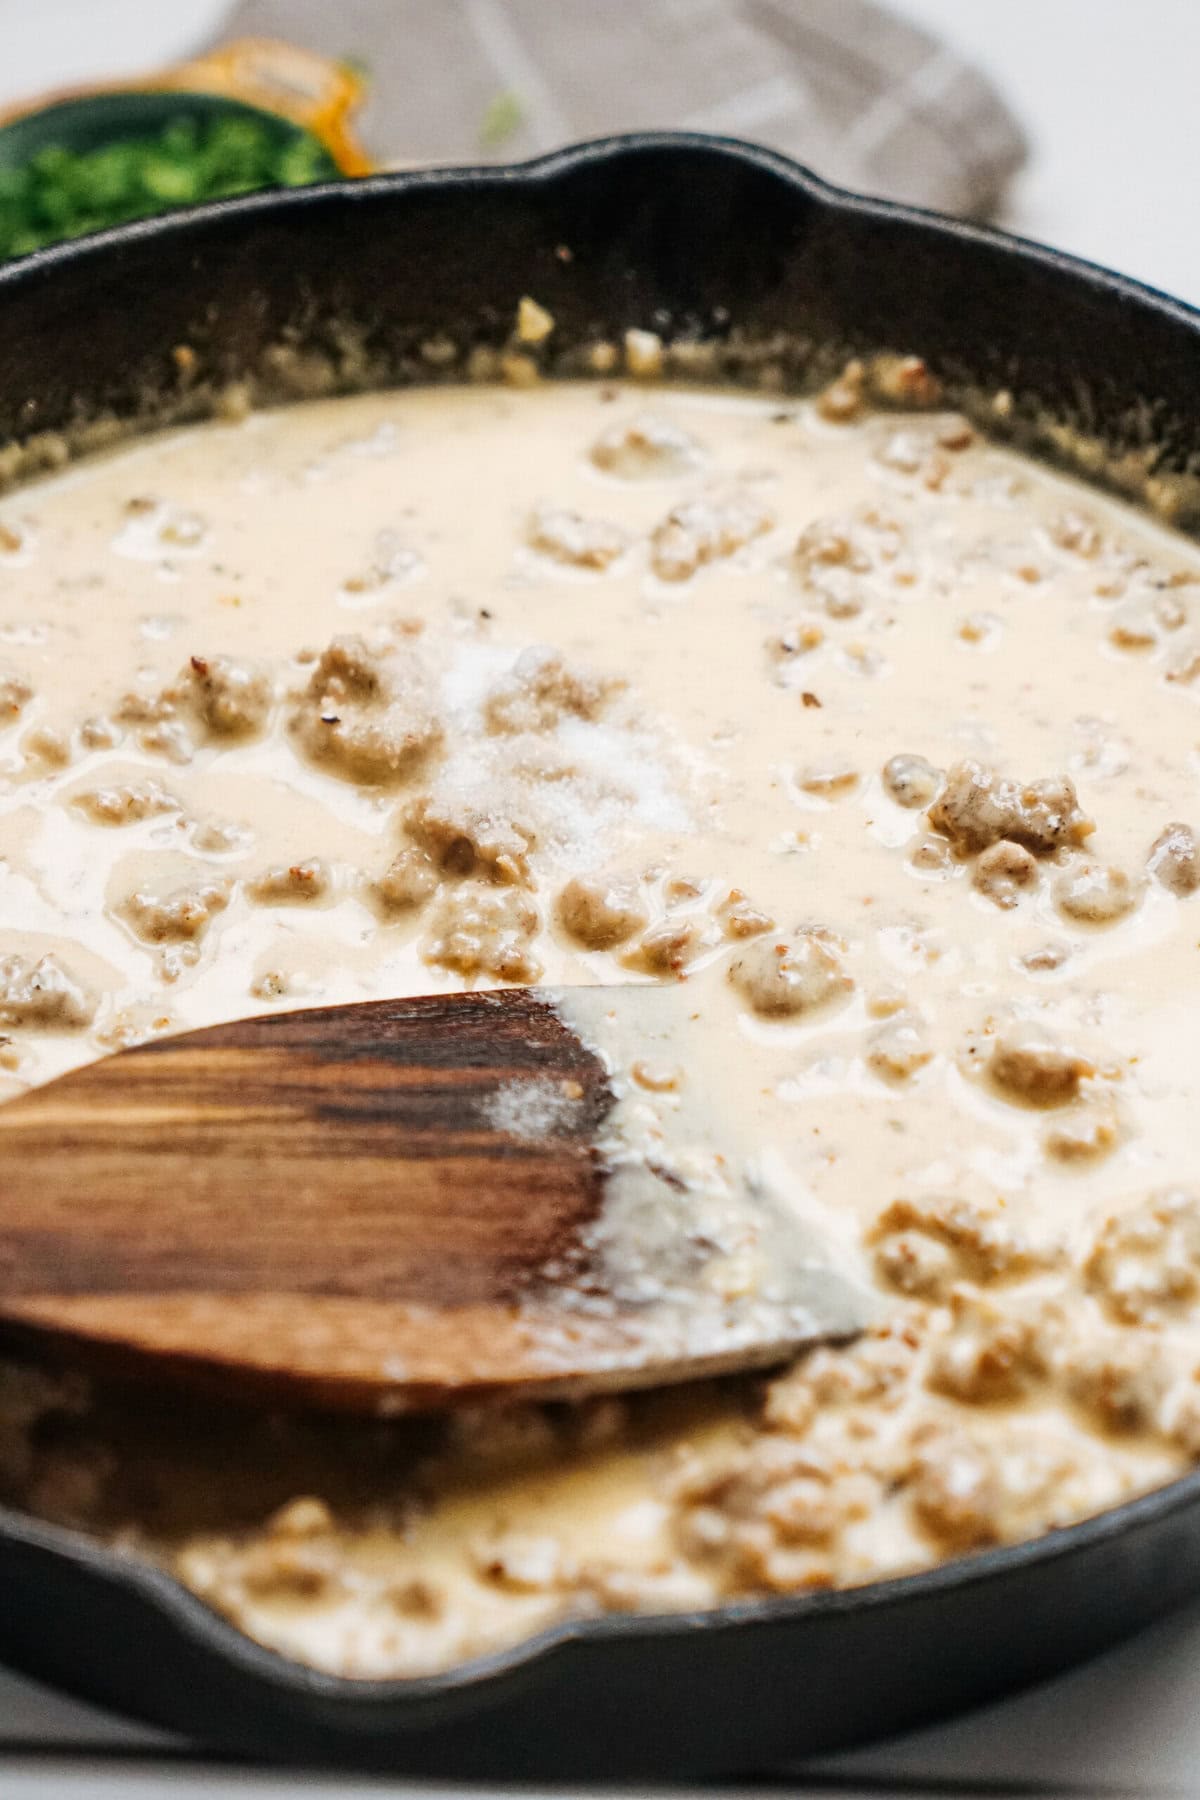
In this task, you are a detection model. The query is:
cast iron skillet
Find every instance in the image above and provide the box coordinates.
[2,134,1200,1779]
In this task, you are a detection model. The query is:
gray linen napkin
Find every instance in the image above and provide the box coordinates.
[211,0,1026,216]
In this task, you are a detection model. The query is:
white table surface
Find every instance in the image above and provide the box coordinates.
[2,1,1200,1792]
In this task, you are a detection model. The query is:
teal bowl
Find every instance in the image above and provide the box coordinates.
[0,89,341,256]
[0,88,339,169]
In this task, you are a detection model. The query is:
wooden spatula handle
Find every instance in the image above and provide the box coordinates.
[0,991,618,1410]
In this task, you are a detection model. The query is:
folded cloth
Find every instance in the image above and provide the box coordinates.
[211,0,1026,216]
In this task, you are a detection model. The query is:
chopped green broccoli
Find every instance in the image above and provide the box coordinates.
[0,111,341,260]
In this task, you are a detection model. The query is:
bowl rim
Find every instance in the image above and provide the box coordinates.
[2,127,1199,1712]
[0,88,337,158]
[2,126,1198,331]
[7,1455,1200,1706]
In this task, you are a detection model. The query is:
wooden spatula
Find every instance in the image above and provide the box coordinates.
[0,986,872,1412]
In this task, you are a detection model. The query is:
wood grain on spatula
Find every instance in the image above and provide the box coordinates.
[0,988,869,1411]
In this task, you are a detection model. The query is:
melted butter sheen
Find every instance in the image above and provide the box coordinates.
[2,379,1200,1677]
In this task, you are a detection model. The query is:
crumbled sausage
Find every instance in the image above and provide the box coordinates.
[767,621,824,669]
[175,654,272,739]
[882,753,942,808]
[972,839,1038,909]
[814,359,866,423]
[526,506,627,570]
[1053,862,1141,925]
[1108,602,1159,651]
[1161,1378,1200,1459]
[289,635,442,783]
[555,873,646,950]
[422,886,541,982]
[1043,1100,1119,1163]
[515,296,555,345]
[1050,510,1103,558]
[916,1414,1096,1550]
[0,953,95,1028]
[624,916,701,976]
[872,1229,955,1299]
[650,493,774,582]
[866,1015,932,1082]
[137,720,194,765]
[191,817,251,855]
[386,1576,445,1620]
[72,781,178,825]
[403,793,535,887]
[1165,637,1200,685]
[266,1496,336,1540]
[906,1425,1003,1550]
[1021,942,1072,974]
[928,760,1094,856]
[876,429,951,490]
[92,1007,175,1053]
[370,846,439,914]
[250,971,289,1000]
[793,508,905,617]
[1148,822,1200,896]
[715,890,774,940]
[23,724,72,768]
[866,985,907,1020]
[624,328,664,378]
[1084,1191,1200,1324]
[908,834,956,876]
[840,642,889,679]
[926,1293,1044,1404]
[797,761,859,799]
[0,669,32,724]
[665,873,707,904]
[1058,1335,1165,1435]
[78,716,121,751]
[157,507,206,549]
[871,353,941,407]
[727,930,852,1019]
[500,351,539,389]
[245,860,330,904]
[958,611,1002,646]
[234,1541,343,1603]
[158,943,201,982]
[113,656,267,759]
[472,1532,573,1593]
[581,1562,713,1613]
[444,1401,560,1467]
[483,647,621,734]
[906,1422,1075,1553]
[590,412,700,479]
[120,879,230,943]
[671,1436,876,1593]
[1110,589,1186,651]
[795,512,899,576]
[935,416,975,451]
[763,1328,920,1435]
[989,1023,1093,1107]
[869,1195,1047,1297]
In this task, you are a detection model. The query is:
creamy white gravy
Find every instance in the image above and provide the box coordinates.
[2,372,1200,1677]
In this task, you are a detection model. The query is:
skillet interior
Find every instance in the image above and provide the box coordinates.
[2,134,1200,1777]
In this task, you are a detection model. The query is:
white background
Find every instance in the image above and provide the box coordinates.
[1,2,1200,1794]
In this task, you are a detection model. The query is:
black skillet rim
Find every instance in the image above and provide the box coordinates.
[1,129,1200,1719]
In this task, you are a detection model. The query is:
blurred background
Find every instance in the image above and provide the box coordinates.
[0,0,1197,303]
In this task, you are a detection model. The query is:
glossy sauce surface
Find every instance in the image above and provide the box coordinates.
[2,373,1200,1676]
